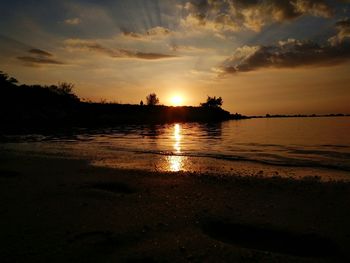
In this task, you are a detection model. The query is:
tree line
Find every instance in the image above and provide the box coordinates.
[1,71,224,108]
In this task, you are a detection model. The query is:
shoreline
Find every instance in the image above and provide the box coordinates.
[2,144,349,182]
[1,151,350,262]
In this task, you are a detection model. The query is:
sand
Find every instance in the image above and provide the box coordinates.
[0,150,350,263]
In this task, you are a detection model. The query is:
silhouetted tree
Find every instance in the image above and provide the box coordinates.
[49,82,79,102]
[0,71,18,86]
[140,100,144,106]
[200,96,223,108]
[56,82,75,95]
[0,71,9,84]
[146,93,159,106]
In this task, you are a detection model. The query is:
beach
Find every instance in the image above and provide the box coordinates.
[2,0,350,261]
[1,150,349,263]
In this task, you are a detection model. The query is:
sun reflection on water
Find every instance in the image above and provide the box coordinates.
[167,123,186,172]
[174,123,181,154]
[167,155,183,172]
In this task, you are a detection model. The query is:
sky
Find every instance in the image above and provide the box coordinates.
[0,0,349,115]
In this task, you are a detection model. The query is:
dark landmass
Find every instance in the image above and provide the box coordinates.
[1,151,349,262]
[250,114,350,119]
[0,72,245,129]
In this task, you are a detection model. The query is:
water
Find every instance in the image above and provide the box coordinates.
[1,117,350,180]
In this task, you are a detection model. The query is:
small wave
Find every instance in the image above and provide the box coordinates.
[288,149,350,159]
[320,144,350,149]
[130,149,350,172]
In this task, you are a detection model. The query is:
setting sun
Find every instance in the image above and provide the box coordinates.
[171,96,183,106]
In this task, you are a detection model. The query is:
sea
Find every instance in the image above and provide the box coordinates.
[1,117,350,181]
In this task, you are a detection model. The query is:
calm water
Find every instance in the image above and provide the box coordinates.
[1,117,350,180]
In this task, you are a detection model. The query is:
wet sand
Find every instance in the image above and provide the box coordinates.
[0,151,350,262]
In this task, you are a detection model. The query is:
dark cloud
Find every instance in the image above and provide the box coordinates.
[218,39,350,74]
[28,48,53,57]
[65,39,177,60]
[17,56,64,65]
[0,35,64,66]
[329,18,350,45]
[17,48,63,66]
[183,0,334,32]
[217,18,350,74]
[133,52,176,59]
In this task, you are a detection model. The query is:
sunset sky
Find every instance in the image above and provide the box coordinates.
[0,0,349,115]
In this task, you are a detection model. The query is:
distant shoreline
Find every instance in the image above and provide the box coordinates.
[248,113,350,119]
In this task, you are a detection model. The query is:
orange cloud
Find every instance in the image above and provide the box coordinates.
[181,0,334,32]
[121,26,172,41]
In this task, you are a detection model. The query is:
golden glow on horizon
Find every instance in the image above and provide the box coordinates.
[170,95,183,106]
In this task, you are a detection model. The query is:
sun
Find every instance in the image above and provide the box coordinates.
[170,95,183,106]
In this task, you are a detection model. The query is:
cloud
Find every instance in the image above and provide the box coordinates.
[121,26,172,41]
[217,18,350,74]
[217,38,350,74]
[17,49,63,66]
[64,18,81,25]
[64,39,177,60]
[168,43,211,53]
[0,36,64,66]
[17,56,64,65]
[181,0,334,32]
[28,48,53,57]
[133,52,176,60]
[145,26,172,36]
[329,18,350,45]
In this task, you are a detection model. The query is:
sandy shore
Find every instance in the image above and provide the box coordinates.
[0,150,350,263]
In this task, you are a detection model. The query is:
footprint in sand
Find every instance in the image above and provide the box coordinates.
[201,219,340,258]
[68,231,122,253]
[0,169,21,178]
[87,182,136,194]
[68,230,143,255]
